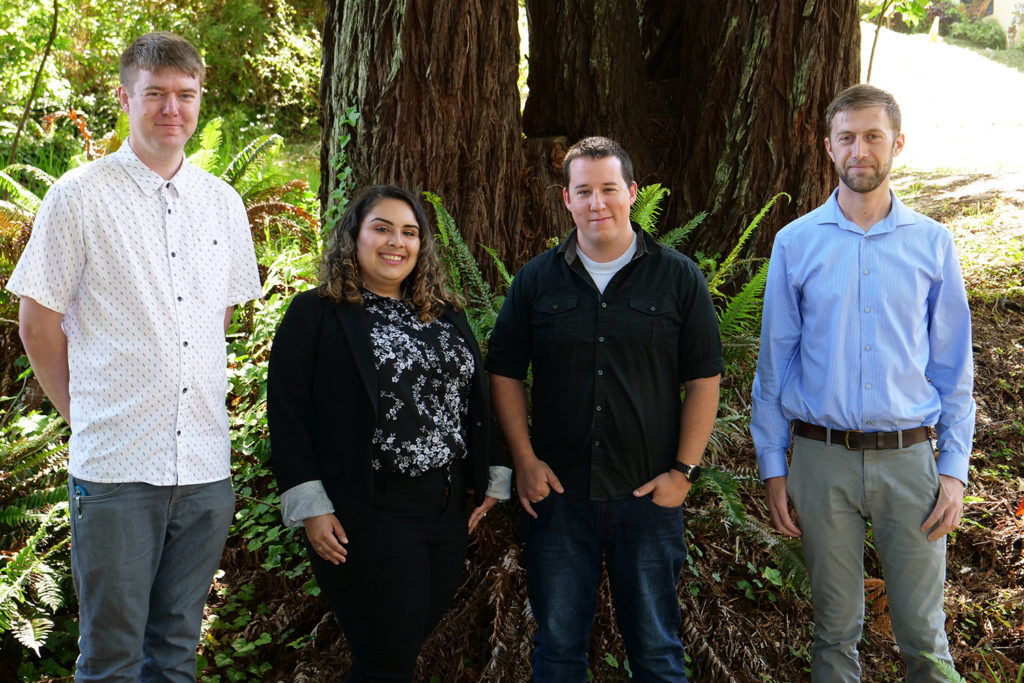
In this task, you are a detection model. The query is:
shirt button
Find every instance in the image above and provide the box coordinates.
[176,430,181,436]
[649,306,656,312]
[866,421,872,426]
[595,405,603,411]
[182,387,188,394]
[177,296,183,302]
[552,304,559,310]
[601,302,607,308]
[167,208,172,214]
[865,345,871,351]
[863,307,870,313]
[598,336,605,342]
[183,341,188,347]
[171,252,176,258]
[597,369,604,376]
[863,269,870,275]
[593,440,600,447]
[865,383,872,389]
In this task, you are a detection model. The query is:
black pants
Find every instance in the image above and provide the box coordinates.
[308,467,469,682]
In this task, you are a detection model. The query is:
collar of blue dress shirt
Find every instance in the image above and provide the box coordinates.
[820,188,919,237]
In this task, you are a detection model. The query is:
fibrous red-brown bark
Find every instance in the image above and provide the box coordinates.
[320,0,525,266]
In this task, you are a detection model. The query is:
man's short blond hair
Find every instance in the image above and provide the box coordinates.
[119,32,205,92]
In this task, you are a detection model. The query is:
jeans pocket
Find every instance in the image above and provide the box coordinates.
[644,493,682,510]
[70,476,129,519]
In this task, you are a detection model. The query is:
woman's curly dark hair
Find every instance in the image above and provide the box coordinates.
[318,185,460,321]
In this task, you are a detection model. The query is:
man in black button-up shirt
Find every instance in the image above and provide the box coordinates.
[487,136,723,682]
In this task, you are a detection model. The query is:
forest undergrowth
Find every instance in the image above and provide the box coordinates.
[199,169,1024,683]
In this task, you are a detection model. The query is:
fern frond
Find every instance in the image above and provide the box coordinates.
[220,134,283,188]
[480,245,513,290]
[199,118,224,153]
[631,184,669,235]
[717,260,769,340]
[31,568,64,612]
[708,192,789,294]
[0,200,35,224]
[0,488,68,525]
[246,201,319,231]
[187,119,226,173]
[695,466,748,527]
[13,615,54,656]
[658,211,707,249]
[423,191,499,325]
[3,164,56,193]
[0,420,69,496]
[0,171,42,213]
[920,652,967,683]
[769,536,811,597]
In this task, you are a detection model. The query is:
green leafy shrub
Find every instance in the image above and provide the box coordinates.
[948,18,1008,50]
[925,0,968,34]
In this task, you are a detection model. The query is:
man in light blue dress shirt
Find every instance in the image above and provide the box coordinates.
[751,84,975,682]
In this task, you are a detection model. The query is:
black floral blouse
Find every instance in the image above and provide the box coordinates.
[363,291,474,476]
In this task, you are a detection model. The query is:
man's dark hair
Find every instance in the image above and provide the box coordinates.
[825,84,901,137]
[119,32,205,93]
[562,136,635,188]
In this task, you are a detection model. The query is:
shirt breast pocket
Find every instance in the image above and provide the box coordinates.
[628,296,677,345]
[531,295,579,348]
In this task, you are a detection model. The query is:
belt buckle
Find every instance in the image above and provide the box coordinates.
[844,430,864,450]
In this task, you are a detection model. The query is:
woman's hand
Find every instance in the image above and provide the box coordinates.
[468,496,499,533]
[304,513,349,565]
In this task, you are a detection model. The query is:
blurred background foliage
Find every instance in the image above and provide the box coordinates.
[0,0,323,177]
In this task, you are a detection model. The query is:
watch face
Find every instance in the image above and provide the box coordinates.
[672,462,702,482]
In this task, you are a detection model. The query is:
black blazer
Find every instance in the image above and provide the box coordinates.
[267,288,505,530]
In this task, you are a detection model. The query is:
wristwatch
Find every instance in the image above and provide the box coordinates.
[670,461,702,483]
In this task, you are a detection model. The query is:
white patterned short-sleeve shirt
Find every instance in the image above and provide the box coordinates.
[7,143,262,485]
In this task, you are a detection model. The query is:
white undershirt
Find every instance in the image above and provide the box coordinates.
[576,234,638,293]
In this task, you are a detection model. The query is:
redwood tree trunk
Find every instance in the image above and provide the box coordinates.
[522,0,861,260]
[319,0,524,266]
[321,1,860,267]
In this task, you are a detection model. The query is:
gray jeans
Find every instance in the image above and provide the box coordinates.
[69,476,234,682]
[788,435,954,682]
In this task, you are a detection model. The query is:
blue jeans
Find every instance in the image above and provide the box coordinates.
[788,436,953,682]
[68,476,234,682]
[523,493,689,682]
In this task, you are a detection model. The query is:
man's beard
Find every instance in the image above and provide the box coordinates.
[836,154,893,194]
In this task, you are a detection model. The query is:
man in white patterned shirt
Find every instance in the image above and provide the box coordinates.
[8,32,261,681]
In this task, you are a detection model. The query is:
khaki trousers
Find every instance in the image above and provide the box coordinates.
[788,435,954,682]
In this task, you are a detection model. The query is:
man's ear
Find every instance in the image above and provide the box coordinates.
[563,187,571,210]
[628,181,638,205]
[824,137,834,162]
[893,132,905,157]
[117,85,130,114]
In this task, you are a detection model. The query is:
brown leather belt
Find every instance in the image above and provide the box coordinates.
[793,420,930,451]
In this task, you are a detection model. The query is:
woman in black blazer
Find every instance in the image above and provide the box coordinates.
[268,185,511,682]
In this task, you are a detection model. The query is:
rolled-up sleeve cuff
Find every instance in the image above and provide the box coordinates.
[485,466,513,500]
[280,480,335,527]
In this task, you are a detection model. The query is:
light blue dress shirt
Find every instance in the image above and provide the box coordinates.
[751,189,976,484]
